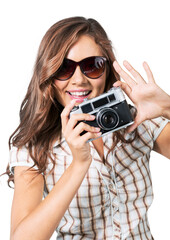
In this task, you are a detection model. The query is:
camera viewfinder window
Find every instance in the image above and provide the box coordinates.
[82,103,93,113]
[93,97,108,108]
[108,94,116,102]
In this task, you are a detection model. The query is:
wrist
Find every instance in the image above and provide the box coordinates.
[162,94,170,120]
[71,156,92,173]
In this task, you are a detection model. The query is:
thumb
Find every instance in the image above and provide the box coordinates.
[113,81,132,99]
[126,114,142,133]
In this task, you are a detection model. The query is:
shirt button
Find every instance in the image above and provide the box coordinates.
[109,183,113,189]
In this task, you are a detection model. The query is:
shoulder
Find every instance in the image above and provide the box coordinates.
[153,120,170,159]
[9,145,40,175]
[130,106,169,141]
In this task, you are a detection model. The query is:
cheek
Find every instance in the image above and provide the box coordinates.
[53,81,66,101]
[54,80,66,94]
[94,75,106,92]
[54,80,64,89]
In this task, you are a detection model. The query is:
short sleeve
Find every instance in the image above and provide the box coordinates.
[9,146,39,175]
[145,116,169,141]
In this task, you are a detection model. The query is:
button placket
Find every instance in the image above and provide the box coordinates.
[90,137,122,239]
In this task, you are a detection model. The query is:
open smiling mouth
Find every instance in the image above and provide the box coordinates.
[66,90,92,98]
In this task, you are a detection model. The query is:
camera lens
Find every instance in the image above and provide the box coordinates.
[97,108,119,130]
[103,114,115,124]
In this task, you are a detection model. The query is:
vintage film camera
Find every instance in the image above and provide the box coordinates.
[70,87,134,142]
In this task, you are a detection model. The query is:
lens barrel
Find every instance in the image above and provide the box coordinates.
[96,108,119,130]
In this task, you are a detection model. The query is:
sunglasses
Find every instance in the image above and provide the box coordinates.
[53,56,107,80]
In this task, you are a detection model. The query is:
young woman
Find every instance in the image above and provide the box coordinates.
[7,17,170,240]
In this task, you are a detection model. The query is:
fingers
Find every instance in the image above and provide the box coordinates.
[113,61,137,87]
[126,111,144,133]
[65,118,101,144]
[80,130,102,143]
[70,122,101,140]
[143,61,155,83]
[60,99,77,129]
[113,80,132,97]
[64,114,97,137]
[126,119,140,133]
[123,60,145,84]
[61,102,101,143]
[114,60,155,86]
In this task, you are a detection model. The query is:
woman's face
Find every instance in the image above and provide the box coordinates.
[54,35,107,107]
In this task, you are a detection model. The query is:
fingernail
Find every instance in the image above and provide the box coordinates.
[95,127,100,131]
[70,99,76,104]
[89,115,95,119]
[96,132,102,136]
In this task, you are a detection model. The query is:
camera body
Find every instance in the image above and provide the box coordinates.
[70,87,134,142]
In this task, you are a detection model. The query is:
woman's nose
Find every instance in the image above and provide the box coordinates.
[70,66,88,85]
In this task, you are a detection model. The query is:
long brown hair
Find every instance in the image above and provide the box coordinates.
[5,17,135,186]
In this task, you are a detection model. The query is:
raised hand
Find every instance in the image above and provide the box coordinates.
[113,60,170,132]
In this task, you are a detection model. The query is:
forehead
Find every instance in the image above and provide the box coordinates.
[66,35,103,61]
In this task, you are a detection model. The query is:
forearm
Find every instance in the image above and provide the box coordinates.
[12,159,92,240]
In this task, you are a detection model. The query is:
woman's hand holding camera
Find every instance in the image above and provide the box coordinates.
[61,99,101,164]
[113,60,170,132]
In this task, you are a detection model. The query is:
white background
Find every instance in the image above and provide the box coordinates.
[0,0,170,239]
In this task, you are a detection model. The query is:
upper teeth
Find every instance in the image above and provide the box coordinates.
[69,91,90,96]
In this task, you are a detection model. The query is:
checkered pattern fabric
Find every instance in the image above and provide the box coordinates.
[9,117,169,239]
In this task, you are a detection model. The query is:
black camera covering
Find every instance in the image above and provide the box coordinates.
[70,87,134,142]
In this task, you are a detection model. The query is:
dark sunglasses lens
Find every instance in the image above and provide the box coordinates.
[55,59,75,80]
[82,57,106,79]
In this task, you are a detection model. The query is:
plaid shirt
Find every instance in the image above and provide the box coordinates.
[9,117,169,240]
